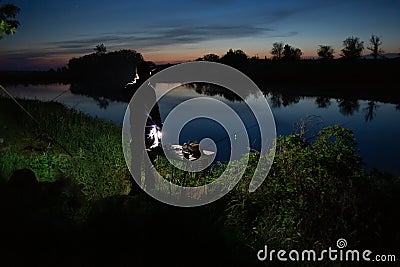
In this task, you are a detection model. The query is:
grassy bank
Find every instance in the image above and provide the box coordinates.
[0,96,399,266]
[0,96,131,200]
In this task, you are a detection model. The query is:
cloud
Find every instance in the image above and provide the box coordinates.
[48,24,273,50]
[0,47,89,70]
[257,0,351,24]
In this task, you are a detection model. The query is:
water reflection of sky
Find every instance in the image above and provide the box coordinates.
[3,83,400,175]
[3,84,129,124]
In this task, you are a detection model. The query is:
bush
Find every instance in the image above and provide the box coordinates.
[224,125,399,254]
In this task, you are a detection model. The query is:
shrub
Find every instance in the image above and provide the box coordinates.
[224,125,386,252]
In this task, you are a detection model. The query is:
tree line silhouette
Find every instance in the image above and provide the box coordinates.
[196,35,388,62]
[1,34,398,104]
[191,35,398,100]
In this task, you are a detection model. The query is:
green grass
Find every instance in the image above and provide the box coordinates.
[154,156,226,186]
[0,96,131,200]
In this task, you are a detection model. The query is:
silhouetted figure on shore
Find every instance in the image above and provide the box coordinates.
[126,72,162,194]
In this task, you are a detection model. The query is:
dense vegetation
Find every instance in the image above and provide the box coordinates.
[0,97,399,265]
[68,48,156,98]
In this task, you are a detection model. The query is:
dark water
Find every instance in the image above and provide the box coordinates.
[3,83,400,175]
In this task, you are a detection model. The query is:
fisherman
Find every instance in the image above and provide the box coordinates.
[126,69,162,194]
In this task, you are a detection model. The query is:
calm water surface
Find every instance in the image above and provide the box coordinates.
[3,83,400,175]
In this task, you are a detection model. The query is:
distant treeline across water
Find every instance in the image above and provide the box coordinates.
[1,49,399,104]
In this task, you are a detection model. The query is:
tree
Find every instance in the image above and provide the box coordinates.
[341,36,364,59]
[250,54,260,61]
[220,49,248,65]
[196,53,220,62]
[94,43,107,54]
[317,45,334,60]
[367,35,383,60]
[68,49,144,92]
[0,1,20,39]
[271,42,284,60]
[282,44,302,60]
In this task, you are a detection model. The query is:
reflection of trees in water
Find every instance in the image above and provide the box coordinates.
[363,101,379,122]
[94,97,110,109]
[179,84,399,121]
[270,92,282,108]
[185,84,301,106]
[269,92,301,108]
[184,82,252,102]
[315,97,331,108]
[337,99,360,116]
[282,94,301,106]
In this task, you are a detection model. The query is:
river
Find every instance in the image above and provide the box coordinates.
[3,83,400,175]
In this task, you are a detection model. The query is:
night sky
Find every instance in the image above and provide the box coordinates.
[0,0,399,70]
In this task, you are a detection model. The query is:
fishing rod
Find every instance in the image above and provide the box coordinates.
[0,84,74,157]
[50,87,70,102]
